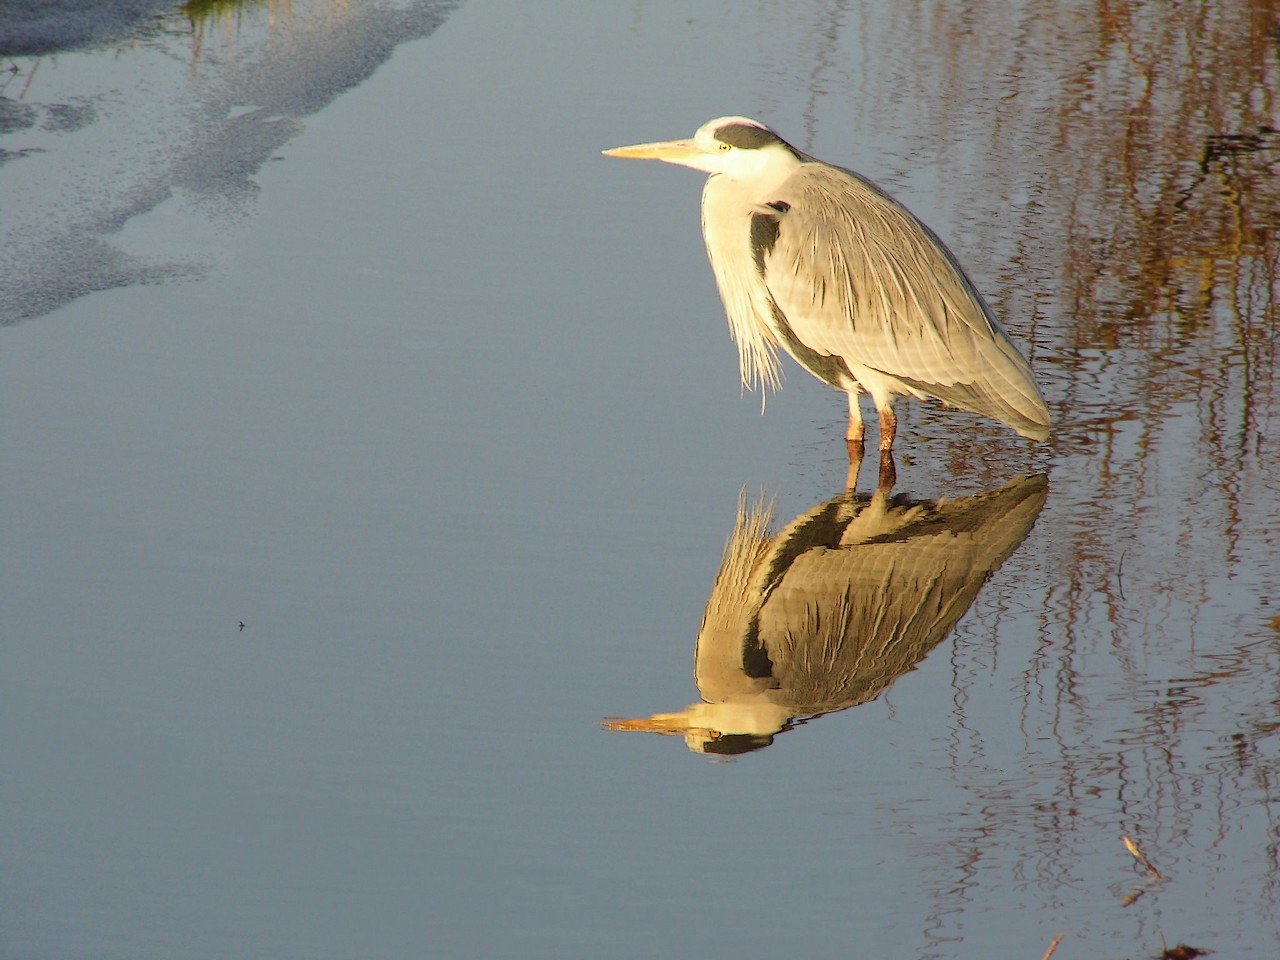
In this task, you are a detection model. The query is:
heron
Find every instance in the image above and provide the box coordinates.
[603,116,1051,486]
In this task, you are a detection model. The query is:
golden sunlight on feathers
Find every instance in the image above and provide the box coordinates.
[604,116,1051,485]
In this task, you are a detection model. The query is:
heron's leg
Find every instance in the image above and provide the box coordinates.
[876,403,897,491]
[845,391,865,449]
[844,443,864,491]
[877,403,897,455]
[844,392,866,488]
[877,451,897,491]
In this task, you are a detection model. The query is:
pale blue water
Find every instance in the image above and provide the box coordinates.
[3,2,1278,958]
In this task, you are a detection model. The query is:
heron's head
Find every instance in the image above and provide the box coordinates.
[603,116,802,181]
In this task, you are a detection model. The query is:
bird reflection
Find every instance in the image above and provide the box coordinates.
[604,474,1047,754]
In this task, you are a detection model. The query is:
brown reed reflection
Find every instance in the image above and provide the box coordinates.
[744,2,1279,950]
[927,5,1276,946]
[604,475,1047,754]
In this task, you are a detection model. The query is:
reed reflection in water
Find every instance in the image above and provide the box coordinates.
[605,475,1047,754]
[744,5,1278,947]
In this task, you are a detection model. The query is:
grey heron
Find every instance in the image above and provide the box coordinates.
[603,117,1051,485]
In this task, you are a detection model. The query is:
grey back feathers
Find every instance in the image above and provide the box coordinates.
[700,121,1050,440]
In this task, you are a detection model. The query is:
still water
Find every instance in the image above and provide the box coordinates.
[3,1,1277,958]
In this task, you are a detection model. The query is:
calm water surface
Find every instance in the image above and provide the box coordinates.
[3,2,1277,958]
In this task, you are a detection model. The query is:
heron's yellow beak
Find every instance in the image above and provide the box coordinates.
[601,138,701,163]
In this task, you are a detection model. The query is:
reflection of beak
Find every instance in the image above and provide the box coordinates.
[599,712,716,738]
[602,139,701,163]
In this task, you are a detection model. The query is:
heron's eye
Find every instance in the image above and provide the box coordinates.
[718,142,731,152]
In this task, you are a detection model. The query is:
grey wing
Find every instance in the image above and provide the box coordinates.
[759,164,1050,440]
